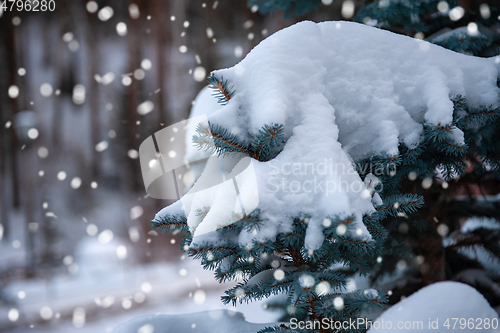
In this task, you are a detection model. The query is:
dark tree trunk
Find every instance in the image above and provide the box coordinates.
[85,5,101,180]
[126,0,143,192]
[4,14,21,209]
[0,19,10,240]
[67,0,101,180]
[51,1,71,152]
[153,0,169,128]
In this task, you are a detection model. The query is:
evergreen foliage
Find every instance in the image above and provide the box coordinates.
[355,93,500,304]
[355,1,500,56]
[152,1,500,330]
[351,1,500,308]
[248,0,322,18]
[193,120,285,162]
[243,0,500,311]
[247,0,500,56]
[428,28,492,55]
[208,74,235,105]
[152,77,388,332]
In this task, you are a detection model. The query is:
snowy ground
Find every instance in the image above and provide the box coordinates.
[1,257,280,333]
[0,182,278,333]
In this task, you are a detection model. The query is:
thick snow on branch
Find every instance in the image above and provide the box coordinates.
[214,21,499,158]
[159,21,500,250]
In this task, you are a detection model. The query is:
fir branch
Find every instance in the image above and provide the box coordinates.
[336,237,371,248]
[248,0,322,18]
[222,276,294,305]
[430,30,492,55]
[463,108,500,120]
[315,271,347,288]
[208,122,250,155]
[446,228,500,263]
[363,214,389,242]
[193,121,250,156]
[195,207,210,223]
[250,124,285,161]
[424,124,468,156]
[239,209,264,232]
[192,122,217,154]
[150,214,188,235]
[375,194,424,218]
[257,324,294,333]
[341,289,387,313]
[188,243,239,260]
[208,73,235,105]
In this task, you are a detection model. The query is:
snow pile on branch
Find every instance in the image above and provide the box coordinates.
[159,20,500,250]
[368,281,499,332]
[214,20,499,158]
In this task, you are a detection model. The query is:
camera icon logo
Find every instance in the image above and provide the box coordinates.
[138,114,259,235]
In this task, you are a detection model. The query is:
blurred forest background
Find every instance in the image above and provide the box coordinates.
[0,1,353,332]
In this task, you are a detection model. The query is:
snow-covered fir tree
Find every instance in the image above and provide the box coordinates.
[246,0,500,311]
[148,14,500,332]
[353,0,500,307]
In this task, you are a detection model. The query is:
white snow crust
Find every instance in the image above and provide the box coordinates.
[368,281,500,332]
[157,21,500,250]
